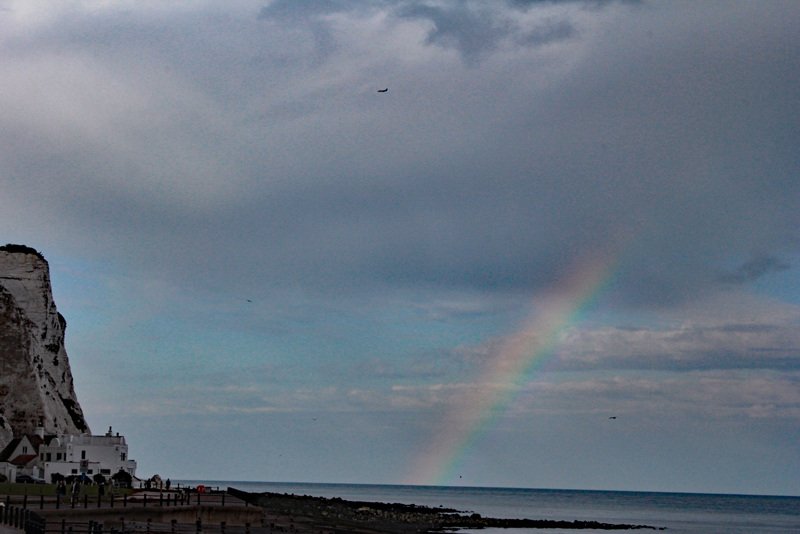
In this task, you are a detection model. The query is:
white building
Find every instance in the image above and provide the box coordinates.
[0,426,136,482]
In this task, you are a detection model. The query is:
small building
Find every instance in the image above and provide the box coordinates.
[0,426,136,482]
[0,434,42,481]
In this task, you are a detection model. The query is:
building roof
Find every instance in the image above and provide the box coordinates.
[0,439,22,462]
[8,454,37,466]
[0,433,58,462]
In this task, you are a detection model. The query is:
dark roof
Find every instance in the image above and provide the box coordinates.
[9,454,37,467]
[0,439,22,462]
[0,434,56,463]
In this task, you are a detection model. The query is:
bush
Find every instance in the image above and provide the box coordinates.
[93,473,106,485]
[0,244,45,261]
[51,473,65,484]
[0,474,6,483]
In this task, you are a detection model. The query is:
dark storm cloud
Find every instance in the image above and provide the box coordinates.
[257,0,372,20]
[259,1,580,63]
[718,255,792,285]
[396,4,514,62]
[2,0,800,310]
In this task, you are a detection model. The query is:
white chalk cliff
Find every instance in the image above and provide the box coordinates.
[0,245,90,450]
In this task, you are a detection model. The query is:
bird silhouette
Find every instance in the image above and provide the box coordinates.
[609,416,617,419]
[378,88,388,92]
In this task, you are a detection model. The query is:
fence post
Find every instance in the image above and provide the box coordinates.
[245,523,250,534]
[197,493,200,506]
[98,492,102,508]
[196,517,202,534]
[147,518,152,534]
[171,519,177,534]
[84,495,88,509]
[160,492,163,507]
[23,495,27,510]
[220,521,226,534]
[144,494,147,508]
[221,493,225,507]
[62,518,66,534]
[40,494,44,510]
[124,494,127,507]
[111,494,114,508]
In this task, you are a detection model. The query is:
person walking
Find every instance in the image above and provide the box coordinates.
[57,480,66,504]
[71,479,81,505]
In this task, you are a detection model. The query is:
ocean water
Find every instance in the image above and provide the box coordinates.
[173,480,799,534]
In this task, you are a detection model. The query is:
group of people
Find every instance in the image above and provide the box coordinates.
[54,475,112,502]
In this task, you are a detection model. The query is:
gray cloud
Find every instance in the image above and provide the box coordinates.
[718,255,792,285]
[396,4,515,63]
[553,319,800,372]
[2,1,800,308]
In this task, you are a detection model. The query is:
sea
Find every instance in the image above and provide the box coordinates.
[173,481,799,534]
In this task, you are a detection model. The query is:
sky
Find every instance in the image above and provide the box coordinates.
[1,0,799,496]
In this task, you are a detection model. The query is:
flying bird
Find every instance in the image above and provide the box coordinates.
[378,88,388,92]
[609,416,617,419]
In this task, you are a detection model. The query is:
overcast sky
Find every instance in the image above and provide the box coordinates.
[2,0,799,496]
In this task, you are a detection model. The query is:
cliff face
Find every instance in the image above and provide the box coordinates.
[0,245,90,449]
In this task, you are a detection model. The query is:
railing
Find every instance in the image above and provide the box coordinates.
[0,503,47,534]
[0,491,248,511]
[2,506,261,534]
[0,512,258,534]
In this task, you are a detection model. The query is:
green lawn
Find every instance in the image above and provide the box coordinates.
[0,482,133,497]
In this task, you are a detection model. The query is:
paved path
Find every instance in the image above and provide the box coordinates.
[0,524,20,534]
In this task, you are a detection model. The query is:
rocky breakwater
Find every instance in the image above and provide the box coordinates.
[240,490,664,533]
[0,244,90,448]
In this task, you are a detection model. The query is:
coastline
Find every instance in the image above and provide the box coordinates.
[230,488,664,532]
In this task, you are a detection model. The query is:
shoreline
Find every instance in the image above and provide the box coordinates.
[230,488,665,532]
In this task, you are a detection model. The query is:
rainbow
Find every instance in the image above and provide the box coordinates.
[404,250,619,486]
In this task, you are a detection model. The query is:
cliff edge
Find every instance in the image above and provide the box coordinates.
[0,244,90,449]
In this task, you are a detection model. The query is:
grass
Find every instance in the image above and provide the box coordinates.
[0,482,133,497]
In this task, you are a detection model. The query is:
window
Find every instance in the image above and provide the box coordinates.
[57,453,62,460]
[22,446,28,453]
[71,469,77,474]
[100,469,110,475]
[120,453,126,461]
[81,450,86,460]
[87,469,93,474]
[40,453,44,460]
[46,453,51,461]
